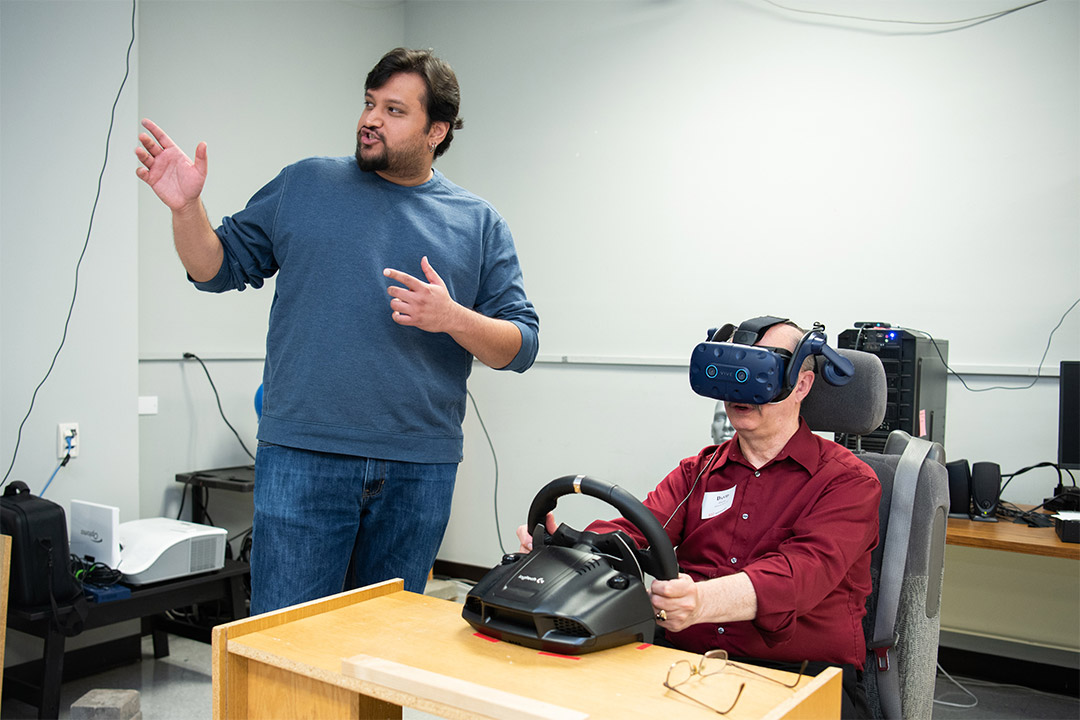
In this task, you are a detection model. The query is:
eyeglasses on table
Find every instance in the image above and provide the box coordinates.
[663,649,745,714]
[663,649,808,714]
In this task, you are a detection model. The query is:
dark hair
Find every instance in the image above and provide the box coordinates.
[365,47,464,159]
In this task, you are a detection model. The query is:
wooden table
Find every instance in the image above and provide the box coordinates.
[945,514,1078,560]
[212,579,841,720]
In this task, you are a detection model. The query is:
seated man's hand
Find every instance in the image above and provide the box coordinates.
[514,512,557,553]
[649,573,702,632]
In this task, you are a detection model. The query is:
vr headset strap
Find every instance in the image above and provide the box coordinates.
[730,316,789,346]
[871,436,934,719]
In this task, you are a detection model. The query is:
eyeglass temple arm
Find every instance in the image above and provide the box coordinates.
[729,659,808,687]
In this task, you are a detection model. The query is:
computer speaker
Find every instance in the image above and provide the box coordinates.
[970,461,1001,522]
[945,459,972,518]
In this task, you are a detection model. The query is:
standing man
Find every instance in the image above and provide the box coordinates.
[138,48,539,614]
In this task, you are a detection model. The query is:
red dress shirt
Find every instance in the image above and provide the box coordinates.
[588,420,880,669]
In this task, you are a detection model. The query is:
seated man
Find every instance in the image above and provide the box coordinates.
[517,318,880,719]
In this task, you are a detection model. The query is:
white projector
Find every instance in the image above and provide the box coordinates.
[118,518,227,585]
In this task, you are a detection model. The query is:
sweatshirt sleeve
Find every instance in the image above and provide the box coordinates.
[192,169,286,293]
[475,217,539,373]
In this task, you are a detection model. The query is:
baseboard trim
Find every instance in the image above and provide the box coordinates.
[937,645,1079,697]
[938,629,1079,669]
[433,559,489,583]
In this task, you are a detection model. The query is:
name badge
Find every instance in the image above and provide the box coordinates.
[702,487,736,520]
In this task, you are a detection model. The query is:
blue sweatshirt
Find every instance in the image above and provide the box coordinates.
[194,158,539,463]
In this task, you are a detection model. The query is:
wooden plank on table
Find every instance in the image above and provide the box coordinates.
[341,653,589,720]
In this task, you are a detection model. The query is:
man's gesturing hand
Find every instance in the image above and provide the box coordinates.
[383,256,461,333]
[135,118,207,212]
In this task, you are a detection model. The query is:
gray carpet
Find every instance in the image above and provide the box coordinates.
[934,671,1079,720]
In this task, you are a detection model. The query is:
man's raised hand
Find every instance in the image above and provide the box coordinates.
[135,118,207,212]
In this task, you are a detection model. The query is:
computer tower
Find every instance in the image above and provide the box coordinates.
[836,326,948,453]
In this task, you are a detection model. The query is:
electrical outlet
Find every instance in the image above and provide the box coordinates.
[57,422,79,459]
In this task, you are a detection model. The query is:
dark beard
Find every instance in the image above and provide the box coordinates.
[355,140,388,172]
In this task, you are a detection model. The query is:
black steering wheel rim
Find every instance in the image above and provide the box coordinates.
[526,475,679,580]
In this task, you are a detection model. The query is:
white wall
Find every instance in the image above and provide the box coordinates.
[1,0,141,661]
[1,0,141,513]
[408,0,1078,366]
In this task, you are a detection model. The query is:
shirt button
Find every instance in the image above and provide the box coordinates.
[717,627,725,635]
[754,471,761,477]
[730,557,737,564]
[741,513,749,520]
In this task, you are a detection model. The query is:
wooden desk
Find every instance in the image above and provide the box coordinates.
[212,579,841,720]
[946,515,1079,560]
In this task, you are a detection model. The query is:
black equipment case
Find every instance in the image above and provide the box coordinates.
[1,481,86,633]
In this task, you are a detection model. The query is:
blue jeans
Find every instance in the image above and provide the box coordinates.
[250,443,457,615]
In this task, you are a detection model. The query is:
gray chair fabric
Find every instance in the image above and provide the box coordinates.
[801,349,887,436]
[800,350,948,720]
[859,446,948,720]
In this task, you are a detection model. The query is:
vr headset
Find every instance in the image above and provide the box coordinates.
[689,316,855,404]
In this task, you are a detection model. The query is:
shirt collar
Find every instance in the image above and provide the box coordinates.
[719,419,821,474]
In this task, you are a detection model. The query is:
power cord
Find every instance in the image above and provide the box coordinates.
[900,296,1079,393]
[934,661,979,709]
[40,456,69,497]
[183,353,256,462]
[176,481,190,521]
[0,0,137,488]
[999,461,1075,497]
[759,0,1047,30]
[41,431,76,496]
[70,555,123,587]
[467,389,505,555]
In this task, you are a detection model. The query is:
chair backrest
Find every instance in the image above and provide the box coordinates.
[802,349,949,720]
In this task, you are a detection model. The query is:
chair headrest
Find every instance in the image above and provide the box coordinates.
[801,348,887,436]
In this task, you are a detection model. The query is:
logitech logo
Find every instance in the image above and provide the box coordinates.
[80,529,103,543]
[517,574,544,584]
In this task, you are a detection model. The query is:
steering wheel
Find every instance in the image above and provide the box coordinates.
[526,475,679,581]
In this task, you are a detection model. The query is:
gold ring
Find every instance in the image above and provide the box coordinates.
[655,609,667,621]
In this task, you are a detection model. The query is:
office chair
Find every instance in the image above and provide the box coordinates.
[801,349,949,720]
